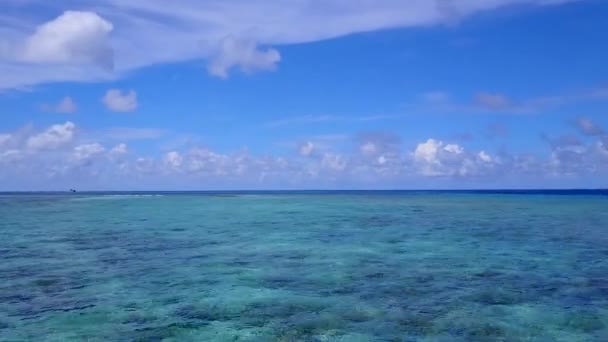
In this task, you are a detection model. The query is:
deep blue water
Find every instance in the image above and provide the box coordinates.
[1,191,607,341]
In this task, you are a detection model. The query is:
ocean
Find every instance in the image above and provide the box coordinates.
[1,191,607,341]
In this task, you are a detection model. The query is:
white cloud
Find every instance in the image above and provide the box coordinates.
[20,11,114,69]
[0,0,581,89]
[102,89,138,112]
[42,96,78,114]
[26,121,76,151]
[444,143,464,154]
[321,153,347,171]
[357,132,401,157]
[360,142,377,156]
[414,139,443,165]
[164,151,183,169]
[110,143,128,155]
[73,143,105,160]
[3,120,608,190]
[207,36,280,79]
[414,139,493,177]
[0,149,21,160]
[299,141,315,157]
[478,151,493,163]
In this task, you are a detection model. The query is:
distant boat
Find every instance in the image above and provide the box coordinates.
[69,189,77,193]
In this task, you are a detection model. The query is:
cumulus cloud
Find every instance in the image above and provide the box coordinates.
[357,132,400,156]
[110,143,128,155]
[2,120,608,190]
[164,151,183,169]
[102,89,138,112]
[41,96,78,114]
[414,139,443,165]
[0,0,582,89]
[321,153,347,172]
[20,11,114,69]
[73,143,105,160]
[299,141,315,157]
[26,121,76,151]
[478,151,493,163]
[413,138,495,177]
[360,142,378,156]
[207,36,281,79]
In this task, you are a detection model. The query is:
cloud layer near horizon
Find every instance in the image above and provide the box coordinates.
[1,120,606,190]
[0,0,581,89]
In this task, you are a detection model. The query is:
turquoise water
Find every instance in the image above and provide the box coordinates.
[1,191,608,341]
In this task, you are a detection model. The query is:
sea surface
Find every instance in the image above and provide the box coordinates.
[1,191,607,341]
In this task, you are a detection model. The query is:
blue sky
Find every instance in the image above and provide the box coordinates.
[1,0,607,190]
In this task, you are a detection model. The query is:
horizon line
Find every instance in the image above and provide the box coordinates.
[1,188,607,193]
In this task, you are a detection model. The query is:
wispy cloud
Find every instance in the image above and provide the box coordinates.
[421,86,608,114]
[263,114,402,128]
[40,96,78,114]
[0,0,582,89]
[275,133,350,152]
[94,127,167,141]
[576,117,605,136]
[263,115,338,128]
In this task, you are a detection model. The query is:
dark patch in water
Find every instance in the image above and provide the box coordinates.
[324,286,357,295]
[228,260,251,267]
[162,297,181,305]
[469,289,526,305]
[58,304,96,313]
[396,313,436,335]
[564,311,605,332]
[466,323,507,339]
[261,275,302,289]
[473,270,503,279]
[33,278,60,287]
[123,313,157,325]
[244,301,327,321]
[174,304,234,322]
[287,253,309,261]
[133,322,205,341]
[365,272,386,279]
[276,314,345,340]
[184,254,209,261]
[14,302,96,319]
[0,293,34,304]
[362,215,399,228]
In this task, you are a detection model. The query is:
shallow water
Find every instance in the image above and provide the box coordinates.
[1,191,607,341]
